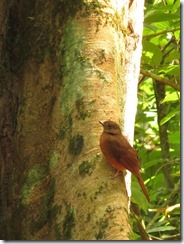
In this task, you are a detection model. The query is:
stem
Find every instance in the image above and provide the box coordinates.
[143,28,180,39]
[140,69,180,91]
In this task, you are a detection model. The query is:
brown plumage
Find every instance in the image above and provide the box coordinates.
[99,120,150,203]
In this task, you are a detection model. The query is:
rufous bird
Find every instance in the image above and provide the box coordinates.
[99,120,150,203]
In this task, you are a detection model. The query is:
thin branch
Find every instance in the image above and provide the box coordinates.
[140,69,180,91]
[162,234,180,240]
[143,28,180,39]
[131,202,151,240]
[161,36,175,53]
[162,46,175,60]
[149,234,180,240]
[149,235,163,240]
[155,161,179,176]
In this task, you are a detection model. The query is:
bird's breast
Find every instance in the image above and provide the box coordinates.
[100,134,125,171]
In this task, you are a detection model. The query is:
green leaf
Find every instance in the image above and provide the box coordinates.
[172,0,180,12]
[143,24,157,34]
[131,179,150,213]
[131,231,140,240]
[147,226,176,233]
[143,158,163,170]
[168,65,180,75]
[165,0,175,5]
[165,51,180,63]
[145,10,179,23]
[142,40,162,66]
[161,92,180,103]
[160,111,177,125]
[174,30,180,40]
[166,203,180,215]
[159,65,180,76]
[168,131,180,144]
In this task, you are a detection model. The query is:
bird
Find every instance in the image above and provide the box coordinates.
[99,120,150,203]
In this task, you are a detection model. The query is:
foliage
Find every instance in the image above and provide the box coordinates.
[132,0,180,240]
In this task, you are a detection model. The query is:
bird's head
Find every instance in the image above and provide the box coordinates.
[99,120,122,135]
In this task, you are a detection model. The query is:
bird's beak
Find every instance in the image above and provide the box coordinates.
[99,121,104,127]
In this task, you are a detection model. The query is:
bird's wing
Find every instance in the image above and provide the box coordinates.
[110,137,141,177]
[119,148,141,178]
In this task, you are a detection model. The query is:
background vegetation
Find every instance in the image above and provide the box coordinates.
[131,0,180,240]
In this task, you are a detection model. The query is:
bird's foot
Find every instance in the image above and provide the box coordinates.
[110,170,122,178]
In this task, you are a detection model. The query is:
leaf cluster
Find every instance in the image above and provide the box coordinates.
[131,0,180,240]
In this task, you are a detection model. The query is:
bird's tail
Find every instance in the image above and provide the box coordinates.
[137,176,150,203]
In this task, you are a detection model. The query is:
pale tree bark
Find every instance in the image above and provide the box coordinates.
[0,0,144,240]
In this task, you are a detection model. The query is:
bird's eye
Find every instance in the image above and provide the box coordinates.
[108,124,113,129]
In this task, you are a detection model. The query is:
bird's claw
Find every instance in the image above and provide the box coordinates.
[110,170,122,178]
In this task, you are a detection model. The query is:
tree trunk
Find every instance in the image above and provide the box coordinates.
[0,0,144,240]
